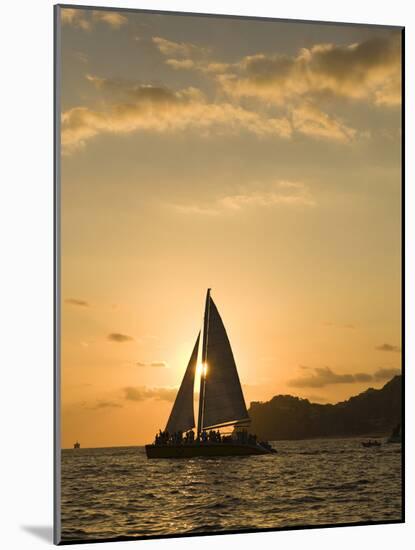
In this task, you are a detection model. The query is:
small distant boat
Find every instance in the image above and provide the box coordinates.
[387,423,401,444]
[73,441,80,449]
[146,289,276,458]
[361,440,381,448]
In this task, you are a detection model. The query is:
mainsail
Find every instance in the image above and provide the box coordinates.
[165,332,200,434]
[201,294,250,430]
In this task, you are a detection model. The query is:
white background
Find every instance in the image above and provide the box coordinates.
[0,0,412,548]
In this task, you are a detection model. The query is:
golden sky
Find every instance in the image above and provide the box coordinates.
[59,7,402,448]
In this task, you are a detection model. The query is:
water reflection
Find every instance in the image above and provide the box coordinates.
[61,438,402,541]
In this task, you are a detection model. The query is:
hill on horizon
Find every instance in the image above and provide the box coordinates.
[248,375,402,441]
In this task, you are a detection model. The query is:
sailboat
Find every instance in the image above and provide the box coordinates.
[145,289,275,458]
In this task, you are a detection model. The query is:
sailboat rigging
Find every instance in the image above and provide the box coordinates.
[145,289,276,458]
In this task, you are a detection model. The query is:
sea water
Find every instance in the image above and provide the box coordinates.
[60,438,402,541]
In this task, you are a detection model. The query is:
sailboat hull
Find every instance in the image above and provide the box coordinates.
[145,443,274,458]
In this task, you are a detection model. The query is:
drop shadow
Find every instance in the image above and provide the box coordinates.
[21,525,53,543]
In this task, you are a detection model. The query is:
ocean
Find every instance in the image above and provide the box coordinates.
[60,438,402,542]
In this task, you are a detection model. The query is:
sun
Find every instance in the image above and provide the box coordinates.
[197,362,208,377]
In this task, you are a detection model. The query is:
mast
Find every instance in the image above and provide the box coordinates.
[197,288,211,437]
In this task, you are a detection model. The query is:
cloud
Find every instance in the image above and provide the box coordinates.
[124,386,176,402]
[62,76,292,153]
[169,180,315,215]
[61,8,127,30]
[374,78,401,107]
[218,33,401,107]
[373,368,401,382]
[220,180,315,208]
[92,11,127,29]
[88,400,123,410]
[288,366,392,388]
[167,58,356,142]
[376,343,401,353]
[153,36,231,76]
[152,36,209,58]
[62,34,400,153]
[107,333,134,343]
[61,8,91,31]
[144,34,402,146]
[65,298,89,307]
[165,58,196,70]
[292,102,356,142]
[373,367,401,381]
[136,361,168,368]
[165,57,232,74]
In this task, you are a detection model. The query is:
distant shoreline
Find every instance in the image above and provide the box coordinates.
[61,433,395,451]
